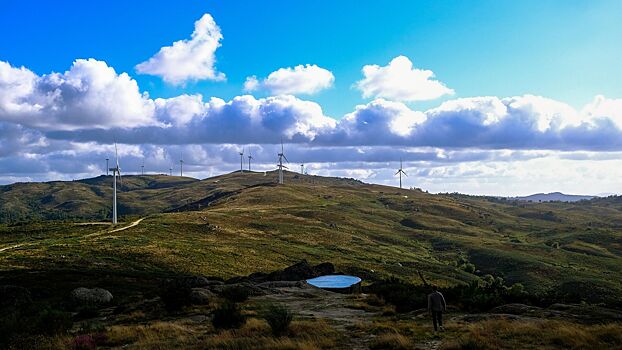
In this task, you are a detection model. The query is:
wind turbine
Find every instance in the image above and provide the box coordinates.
[277,138,289,184]
[179,152,184,177]
[141,158,145,176]
[300,163,304,174]
[109,143,122,224]
[395,159,407,189]
[248,148,253,172]
[105,158,109,176]
[239,147,245,172]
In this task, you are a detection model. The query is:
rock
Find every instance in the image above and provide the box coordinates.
[491,303,544,315]
[189,288,213,305]
[70,287,113,306]
[268,260,336,281]
[211,282,267,297]
[257,281,308,289]
[451,313,529,323]
[0,285,32,309]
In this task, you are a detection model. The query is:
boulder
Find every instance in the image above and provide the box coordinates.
[267,260,336,281]
[0,285,32,309]
[189,288,214,305]
[70,287,113,306]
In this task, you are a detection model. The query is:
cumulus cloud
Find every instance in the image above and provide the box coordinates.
[355,56,454,102]
[135,13,225,85]
[0,59,157,131]
[244,64,334,95]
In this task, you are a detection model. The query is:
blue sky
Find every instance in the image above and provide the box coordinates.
[1,1,621,195]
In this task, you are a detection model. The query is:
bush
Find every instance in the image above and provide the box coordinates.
[220,285,250,303]
[261,303,293,336]
[160,283,192,312]
[212,301,246,329]
[0,303,73,347]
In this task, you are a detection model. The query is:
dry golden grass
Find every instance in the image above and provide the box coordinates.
[99,317,338,350]
[442,319,622,350]
[370,333,415,350]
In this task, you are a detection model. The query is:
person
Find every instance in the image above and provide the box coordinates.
[427,286,446,331]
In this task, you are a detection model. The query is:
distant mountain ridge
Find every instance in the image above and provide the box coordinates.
[513,192,595,202]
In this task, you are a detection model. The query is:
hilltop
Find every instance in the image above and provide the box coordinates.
[513,192,596,202]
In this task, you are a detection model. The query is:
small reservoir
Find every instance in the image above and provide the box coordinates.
[306,275,362,293]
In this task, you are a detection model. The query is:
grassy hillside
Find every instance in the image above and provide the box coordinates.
[1,171,621,307]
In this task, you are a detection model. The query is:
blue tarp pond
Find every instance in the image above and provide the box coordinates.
[306,275,362,293]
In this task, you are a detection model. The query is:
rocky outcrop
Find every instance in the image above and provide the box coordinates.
[226,260,336,284]
[70,287,113,306]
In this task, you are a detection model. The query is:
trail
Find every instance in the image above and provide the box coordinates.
[0,218,146,253]
[83,217,145,238]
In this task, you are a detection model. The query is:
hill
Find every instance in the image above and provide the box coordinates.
[1,172,622,348]
[1,171,621,301]
[513,192,595,202]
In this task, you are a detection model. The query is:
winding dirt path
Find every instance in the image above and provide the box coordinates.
[0,218,146,253]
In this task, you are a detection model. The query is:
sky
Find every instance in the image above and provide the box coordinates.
[1,0,621,195]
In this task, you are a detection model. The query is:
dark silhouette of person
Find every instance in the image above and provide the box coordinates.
[427,286,446,331]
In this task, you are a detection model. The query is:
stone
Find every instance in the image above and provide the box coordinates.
[70,287,113,306]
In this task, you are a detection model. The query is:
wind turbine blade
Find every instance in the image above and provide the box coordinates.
[282,154,289,163]
[115,142,119,167]
[395,170,400,176]
[403,171,408,177]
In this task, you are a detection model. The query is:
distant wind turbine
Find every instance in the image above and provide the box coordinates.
[300,163,304,174]
[395,159,407,189]
[105,158,109,176]
[239,147,245,173]
[248,148,253,172]
[277,138,289,184]
[180,152,184,177]
[141,158,145,176]
[109,142,122,224]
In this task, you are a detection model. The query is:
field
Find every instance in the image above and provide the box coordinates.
[1,171,622,348]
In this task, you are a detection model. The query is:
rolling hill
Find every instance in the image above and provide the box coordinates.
[1,171,622,307]
[513,192,596,202]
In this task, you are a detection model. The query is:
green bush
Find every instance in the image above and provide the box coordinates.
[220,285,250,303]
[0,303,73,347]
[212,301,246,329]
[160,283,192,312]
[261,303,293,336]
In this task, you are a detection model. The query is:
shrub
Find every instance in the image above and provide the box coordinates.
[261,303,293,336]
[160,283,192,312]
[36,306,73,336]
[212,301,246,329]
[71,335,97,350]
[220,285,250,303]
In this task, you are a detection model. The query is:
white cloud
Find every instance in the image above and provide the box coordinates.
[135,13,225,85]
[0,59,157,130]
[244,64,334,95]
[355,55,454,102]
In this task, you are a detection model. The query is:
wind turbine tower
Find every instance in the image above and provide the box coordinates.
[277,139,289,184]
[248,149,253,171]
[239,148,244,172]
[180,153,184,177]
[395,159,408,189]
[109,143,122,224]
[141,159,145,176]
[105,158,109,176]
[300,163,304,174]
